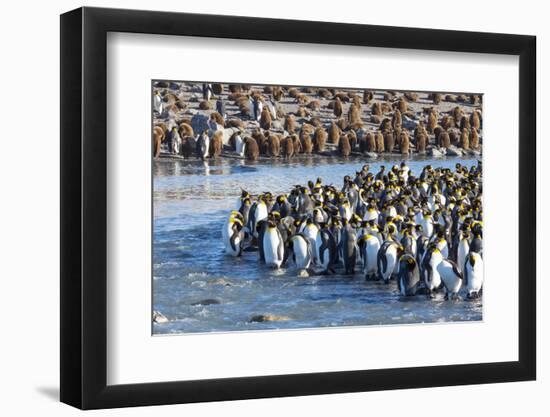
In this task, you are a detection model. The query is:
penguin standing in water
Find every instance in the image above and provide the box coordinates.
[235,132,245,157]
[464,251,483,299]
[153,90,163,114]
[238,197,252,236]
[361,233,381,280]
[248,196,268,239]
[222,212,244,257]
[262,220,285,268]
[455,230,470,274]
[302,218,320,264]
[289,233,313,277]
[377,240,401,284]
[341,221,358,274]
[167,127,182,155]
[437,258,463,300]
[196,131,210,160]
[397,254,420,296]
[421,245,443,297]
[318,223,338,274]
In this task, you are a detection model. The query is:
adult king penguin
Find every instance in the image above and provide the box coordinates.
[361,234,381,280]
[262,220,285,268]
[464,251,483,299]
[397,254,420,296]
[289,233,313,277]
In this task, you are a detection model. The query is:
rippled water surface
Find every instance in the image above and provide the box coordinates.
[153,155,482,334]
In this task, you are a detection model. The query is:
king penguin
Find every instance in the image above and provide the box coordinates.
[397,253,420,296]
[341,221,358,274]
[421,245,443,297]
[361,234,381,280]
[153,90,163,114]
[377,240,401,284]
[196,131,210,160]
[318,224,338,273]
[290,233,313,277]
[437,258,463,300]
[464,251,483,299]
[222,212,244,257]
[262,220,285,268]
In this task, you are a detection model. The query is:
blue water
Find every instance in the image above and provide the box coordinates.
[153,155,482,334]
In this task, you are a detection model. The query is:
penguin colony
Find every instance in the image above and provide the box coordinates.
[222,162,484,300]
[152,82,483,160]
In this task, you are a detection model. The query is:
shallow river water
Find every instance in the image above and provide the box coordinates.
[153,155,482,335]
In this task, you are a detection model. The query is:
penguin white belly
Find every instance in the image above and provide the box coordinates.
[263,230,282,268]
[424,255,442,291]
[235,136,244,156]
[437,260,462,295]
[341,206,352,221]
[253,204,268,236]
[364,210,378,221]
[380,244,398,282]
[224,231,242,256]
[223,221,242,256]
[363,238,380,276]
[436,240,449,259]
[457,239,470,273]
[154,96,163,113]
[315,233,323,263]
[320,246,331,270]
[421,218,433,238]
[291,236,311,270]
[465,255,484,296]
[303,226,319,261]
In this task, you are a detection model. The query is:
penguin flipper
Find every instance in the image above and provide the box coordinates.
[378,246,387,275]
[446,259,463,279]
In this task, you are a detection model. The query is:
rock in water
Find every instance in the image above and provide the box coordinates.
[446,145,463,156]
[152,311,169,323]
[365,152,378,159]
[429,147,446,157]
[249,314,291,323]
[191,298,221,306]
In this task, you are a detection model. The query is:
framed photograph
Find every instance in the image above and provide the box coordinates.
[60,6,536,409]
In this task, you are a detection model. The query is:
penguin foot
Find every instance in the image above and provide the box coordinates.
[297,269,310,278]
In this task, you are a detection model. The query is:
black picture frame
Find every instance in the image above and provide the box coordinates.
[60,6,536,410]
